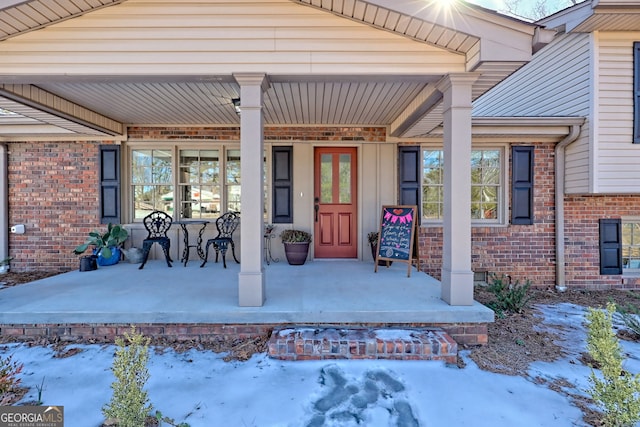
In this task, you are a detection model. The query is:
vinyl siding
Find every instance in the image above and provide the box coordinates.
[0,0,464,76]
[594,32,640,193]
[474,33,592,194]
[473,33,590,117]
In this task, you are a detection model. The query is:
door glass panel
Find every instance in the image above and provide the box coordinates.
[320,154,332,203]
[339,154,351,203]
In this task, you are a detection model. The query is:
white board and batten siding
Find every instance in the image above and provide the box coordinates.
[594,32,640,194]
[474,33,592,193]
[0,0,464,76]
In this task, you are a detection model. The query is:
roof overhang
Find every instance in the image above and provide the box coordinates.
[538,0,640,33]
[410,116,587,142]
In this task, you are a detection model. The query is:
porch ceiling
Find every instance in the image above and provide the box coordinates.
[0,76,438,139]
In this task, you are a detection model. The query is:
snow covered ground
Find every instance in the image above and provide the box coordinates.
[4,303,640,427]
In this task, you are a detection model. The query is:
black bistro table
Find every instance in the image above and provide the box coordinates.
[173,219,210,266]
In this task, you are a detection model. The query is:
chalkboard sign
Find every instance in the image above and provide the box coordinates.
[374,205,419,277]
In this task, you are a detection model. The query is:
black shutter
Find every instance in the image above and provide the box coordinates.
[272,146,293,223]
[398,146,421,221]
[634,42,640,143]
[99,145,120,224]
[599,218,623,275]
[511,146,534,225]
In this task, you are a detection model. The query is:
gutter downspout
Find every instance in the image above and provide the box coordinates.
[0,143,8,267]
[555,124,582,289]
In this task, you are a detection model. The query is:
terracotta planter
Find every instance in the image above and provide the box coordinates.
[283,242,310,265]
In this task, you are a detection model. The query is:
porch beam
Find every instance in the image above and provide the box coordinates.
[388,83,442,138]
[437,73,479,306]
[235,73,269,307]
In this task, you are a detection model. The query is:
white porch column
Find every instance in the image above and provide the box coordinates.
[437,73,479,306]
[234,73,269,307]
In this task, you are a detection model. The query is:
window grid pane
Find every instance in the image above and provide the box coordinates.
[132,150,173,220]
[178,149,220,219]
[422,150,443,219]
[421,148,501,222]
[226,149,241,213]
[623,222,640,269]
[471,149,500,220]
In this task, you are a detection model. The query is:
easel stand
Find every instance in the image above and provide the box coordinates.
[374,205,419,277]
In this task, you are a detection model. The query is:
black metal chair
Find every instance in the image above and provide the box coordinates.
[139,210,173,270]
[200,212,240,268]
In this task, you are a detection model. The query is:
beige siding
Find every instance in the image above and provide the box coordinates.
[0,0,464,76]
[473,33,590,117]
[595,32,640,193]
[565,121,591,194]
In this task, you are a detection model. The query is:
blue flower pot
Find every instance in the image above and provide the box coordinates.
[94,247,121,266]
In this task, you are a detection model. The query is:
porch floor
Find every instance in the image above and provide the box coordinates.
[0,260,493,325]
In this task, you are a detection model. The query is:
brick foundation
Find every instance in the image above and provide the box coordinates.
[0,323,486,354]
[268,327,458,363]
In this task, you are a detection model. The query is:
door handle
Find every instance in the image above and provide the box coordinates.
[314,197,319,222]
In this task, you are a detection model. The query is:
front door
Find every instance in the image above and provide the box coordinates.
[314,147,357,258]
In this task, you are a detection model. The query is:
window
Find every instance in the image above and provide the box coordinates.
[130,145,267,221]
[623,219,640,272]
[421,148,503,223]
[178,149,220,219]
[131,149,172,220]
[226,149,241,213]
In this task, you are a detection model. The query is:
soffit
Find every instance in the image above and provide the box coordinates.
[572,10,640,32]
[291,0,480,55]
[539,0,640,33]
[0,0,125,41]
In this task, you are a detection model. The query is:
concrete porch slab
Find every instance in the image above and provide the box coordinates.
[0,260,493,325]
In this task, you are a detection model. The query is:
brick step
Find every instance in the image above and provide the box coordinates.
[268,327,458,363]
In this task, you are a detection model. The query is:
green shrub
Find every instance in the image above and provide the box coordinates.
[586,302,640,427]
[486,274,532,314]
[0,354,23,395]
[103,326,152,427]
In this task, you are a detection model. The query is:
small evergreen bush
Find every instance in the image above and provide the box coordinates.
[486,273,532,314]
[103,326,152,427]
[0,354,23,395]
[586,302,640,427]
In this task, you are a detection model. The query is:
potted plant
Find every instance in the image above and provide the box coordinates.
[73,223,129,267]
[368,232,391,266]
[0,257,12,274]
[280,229,312,265]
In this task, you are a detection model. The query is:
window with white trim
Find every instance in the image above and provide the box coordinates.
[130,144,267,221]
[132,149,173,220]
[623,219,640,272]
[421,147,504,223]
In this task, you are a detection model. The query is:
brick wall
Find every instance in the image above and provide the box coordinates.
[128,126,387,142]
[6,133,640,290]
[418,143,557,287]
[7,141,112,272]
[418,142,640,290]
[565,195,640,289]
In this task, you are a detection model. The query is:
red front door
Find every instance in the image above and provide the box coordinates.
[314,147,357,258]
